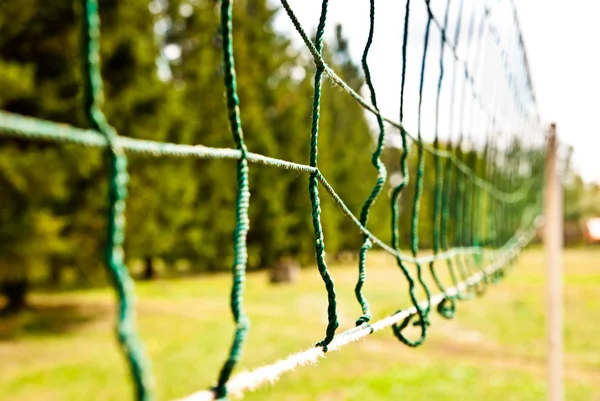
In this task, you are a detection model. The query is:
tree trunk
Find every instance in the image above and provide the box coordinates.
[1,279,29,314]
[269,257,300,284]
[49,263,62,286]
[142,256,156,280]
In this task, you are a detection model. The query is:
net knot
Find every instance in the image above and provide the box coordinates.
[391,309,429,348]
[436,296,456,319]
[212,384,228,400]
[355,315,371,326]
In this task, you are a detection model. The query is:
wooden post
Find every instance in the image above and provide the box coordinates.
[545,123,563,401]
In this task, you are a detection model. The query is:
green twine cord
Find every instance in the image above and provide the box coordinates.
[467,149,488,296]
[472,146,488,279]
[430,0,456,320]
[404,2,435,339]
[307,0,339,350]
[484,141,501,283]
[82,1,154,400]
[441,150,472,301]
[354,0,387,327]
[439,0,472,302]
[390,0,429,348]
[461,6,491,296]
[453,148,474,291]
[215,1,251,399]
[450,1,480,298]
[463,155,486,297]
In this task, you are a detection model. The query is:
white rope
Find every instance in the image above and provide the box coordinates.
[175,222,540,401]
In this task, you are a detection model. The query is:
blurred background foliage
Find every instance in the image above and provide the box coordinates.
[0,0,597,313]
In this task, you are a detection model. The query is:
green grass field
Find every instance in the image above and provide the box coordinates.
[0,248,599,401]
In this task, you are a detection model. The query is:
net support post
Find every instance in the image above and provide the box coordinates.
[544,123,563,401]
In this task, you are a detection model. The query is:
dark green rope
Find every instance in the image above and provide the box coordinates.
[82,1,154,400]
[482,37,510,282]
[429,0,456,320]
[354,0,387,327]
[492,47,520,280]
[390,0,430,348]
[462,7,488,285]
[488,144,503,284]
[450,1,480,296]
[306,0,339,351]
[463,149,487,296]
[461,5,490,297]
[408,2,434,319]
[470,148,489,293]
[440,0,471,301]
[215,1,251,398]
[471,147,485,268]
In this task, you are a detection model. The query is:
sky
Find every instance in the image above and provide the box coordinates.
[273,0,600,184]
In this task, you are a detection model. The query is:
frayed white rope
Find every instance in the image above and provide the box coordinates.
[176,222,540,401]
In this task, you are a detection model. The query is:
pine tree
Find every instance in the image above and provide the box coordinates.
[0,0,181,307]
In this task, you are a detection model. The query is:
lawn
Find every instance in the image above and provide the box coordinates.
[0,248,599,401]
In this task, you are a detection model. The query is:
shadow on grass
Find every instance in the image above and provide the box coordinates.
[0,299,111,341]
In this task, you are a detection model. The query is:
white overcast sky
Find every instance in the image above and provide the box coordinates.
[272,0,600,184]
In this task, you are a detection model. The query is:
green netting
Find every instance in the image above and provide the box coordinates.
[0,0,545,400]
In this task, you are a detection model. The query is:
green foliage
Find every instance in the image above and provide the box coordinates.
[0,0,399,293]
[1,0,576,298]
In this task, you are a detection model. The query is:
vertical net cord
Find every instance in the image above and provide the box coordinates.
[390,0,431,348]
[508,61,522,242]
[480,79,501,268]
[214,1,251,399]
[517,49,535,247]
[501,88,516,254]
[487,137,503,284]
[389,0,415,345]
[440,0,469,301]
[82,1,154,400]
[485,112,500,282]
[307,0,340,350]
[505,19,528,253]
[461,3,490,296]
[510,89,528,254]
[497,31,516,253]
[409,0,434,323]
[481,17,514,281]
[489,20,519,280]
[494,79,507,272]
[484,72,502,283]
[354,0,387,327]
[429,0,456,320]
[451,2,479,296]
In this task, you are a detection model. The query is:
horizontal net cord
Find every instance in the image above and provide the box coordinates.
[0,111,317,173]
[0,109,532,205]
[278,0,536,204]
[0,108,540,267]
[0,109,487,266]
[315,171,481,265]
[3,108,535,267]
[175,217,541,401]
